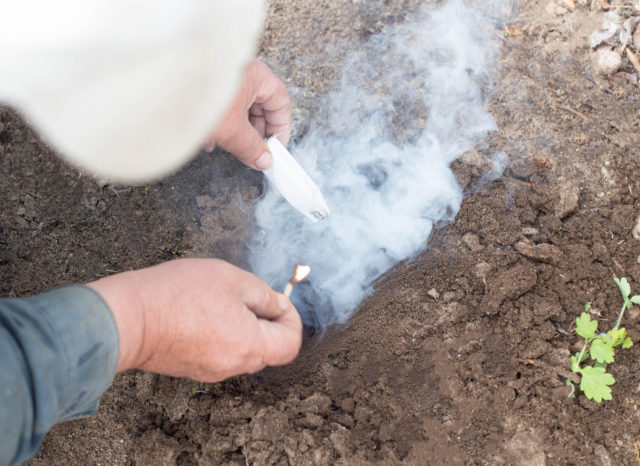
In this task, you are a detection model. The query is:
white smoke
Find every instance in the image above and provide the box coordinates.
[250,0,509,328]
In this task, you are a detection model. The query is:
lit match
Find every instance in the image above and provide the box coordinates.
[283,265,311,297]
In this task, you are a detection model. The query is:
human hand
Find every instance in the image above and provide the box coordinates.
[206,59,292,171]
[87,258,302,382]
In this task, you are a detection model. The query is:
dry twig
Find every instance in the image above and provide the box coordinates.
[625,48,640,75]
[555,104,590,122]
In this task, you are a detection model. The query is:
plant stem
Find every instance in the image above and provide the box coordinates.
[614,302,627,330]
[575,340,589,371]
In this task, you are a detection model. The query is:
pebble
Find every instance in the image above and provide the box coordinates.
[459,149,491,170]
[515,241,563,264]
[334,412,355,428]
[596,49,622,76]
[521,227,539,236]
[474,262,491,279]
[301,392,331,416]
[634,24,640,50]
[555,184,579,219]
[300,413,324,429]
[545,1,568,16]
[427,288,440,300]
[462,233,483,252]
[632,217,640,240]
[329,424,351,458]
[593,444,611,466]
[16,206,26,216]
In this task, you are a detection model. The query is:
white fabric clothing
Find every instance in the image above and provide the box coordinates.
[0,0,265,183]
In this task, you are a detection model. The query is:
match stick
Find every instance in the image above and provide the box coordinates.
[283,281,294,297]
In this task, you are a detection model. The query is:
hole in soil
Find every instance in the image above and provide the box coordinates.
[516,371,522,379]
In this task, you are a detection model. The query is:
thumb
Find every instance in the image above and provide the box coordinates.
[219,120,273,171]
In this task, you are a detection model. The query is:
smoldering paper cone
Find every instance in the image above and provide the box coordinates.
[264,136,330,222]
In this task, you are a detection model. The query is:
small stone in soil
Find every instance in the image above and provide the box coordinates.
[474,262,491,279]
[554,183,579,219]
[596,49,622,76]
[515,241,562,264]
[462,233,483,252]
[301,392,331,416]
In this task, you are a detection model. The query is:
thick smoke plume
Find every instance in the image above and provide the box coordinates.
[250,0,509,328]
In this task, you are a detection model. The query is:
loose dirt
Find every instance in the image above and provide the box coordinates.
[2,0,640,464]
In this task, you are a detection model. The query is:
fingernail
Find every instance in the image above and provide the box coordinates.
[254,151,273,170]
[277,294,289,312]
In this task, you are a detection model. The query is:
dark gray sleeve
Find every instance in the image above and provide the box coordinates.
[0,285,119,466]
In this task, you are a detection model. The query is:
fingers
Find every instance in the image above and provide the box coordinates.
[239,270,302,370]
[219,118,273,170]
[208,59,292,170]
[256,308,303,366]
[251,62,292,146]
[235,266,302,368]
[237,269,289,320]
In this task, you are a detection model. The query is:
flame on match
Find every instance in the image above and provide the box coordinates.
[292,265,311,283]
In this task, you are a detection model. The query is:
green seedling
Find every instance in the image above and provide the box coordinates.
[569,277,637,402]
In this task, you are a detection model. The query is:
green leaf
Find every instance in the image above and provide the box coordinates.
[576,312,597,339]
[614,277,631,300]
[622,337,634,349]
[590,338,615,364]
[579,365,615,402]
[630,295,640,305]
[608,327,627,346]
[584,301,592,312]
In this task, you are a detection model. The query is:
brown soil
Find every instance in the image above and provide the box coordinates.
[2,0,640,464]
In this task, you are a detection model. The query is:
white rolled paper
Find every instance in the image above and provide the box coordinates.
[264,136,330,223]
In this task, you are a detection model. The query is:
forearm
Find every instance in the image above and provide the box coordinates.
[87,268,158,374]
[0,285,119,466]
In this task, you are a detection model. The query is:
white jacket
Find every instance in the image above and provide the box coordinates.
[0,0,264,182]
